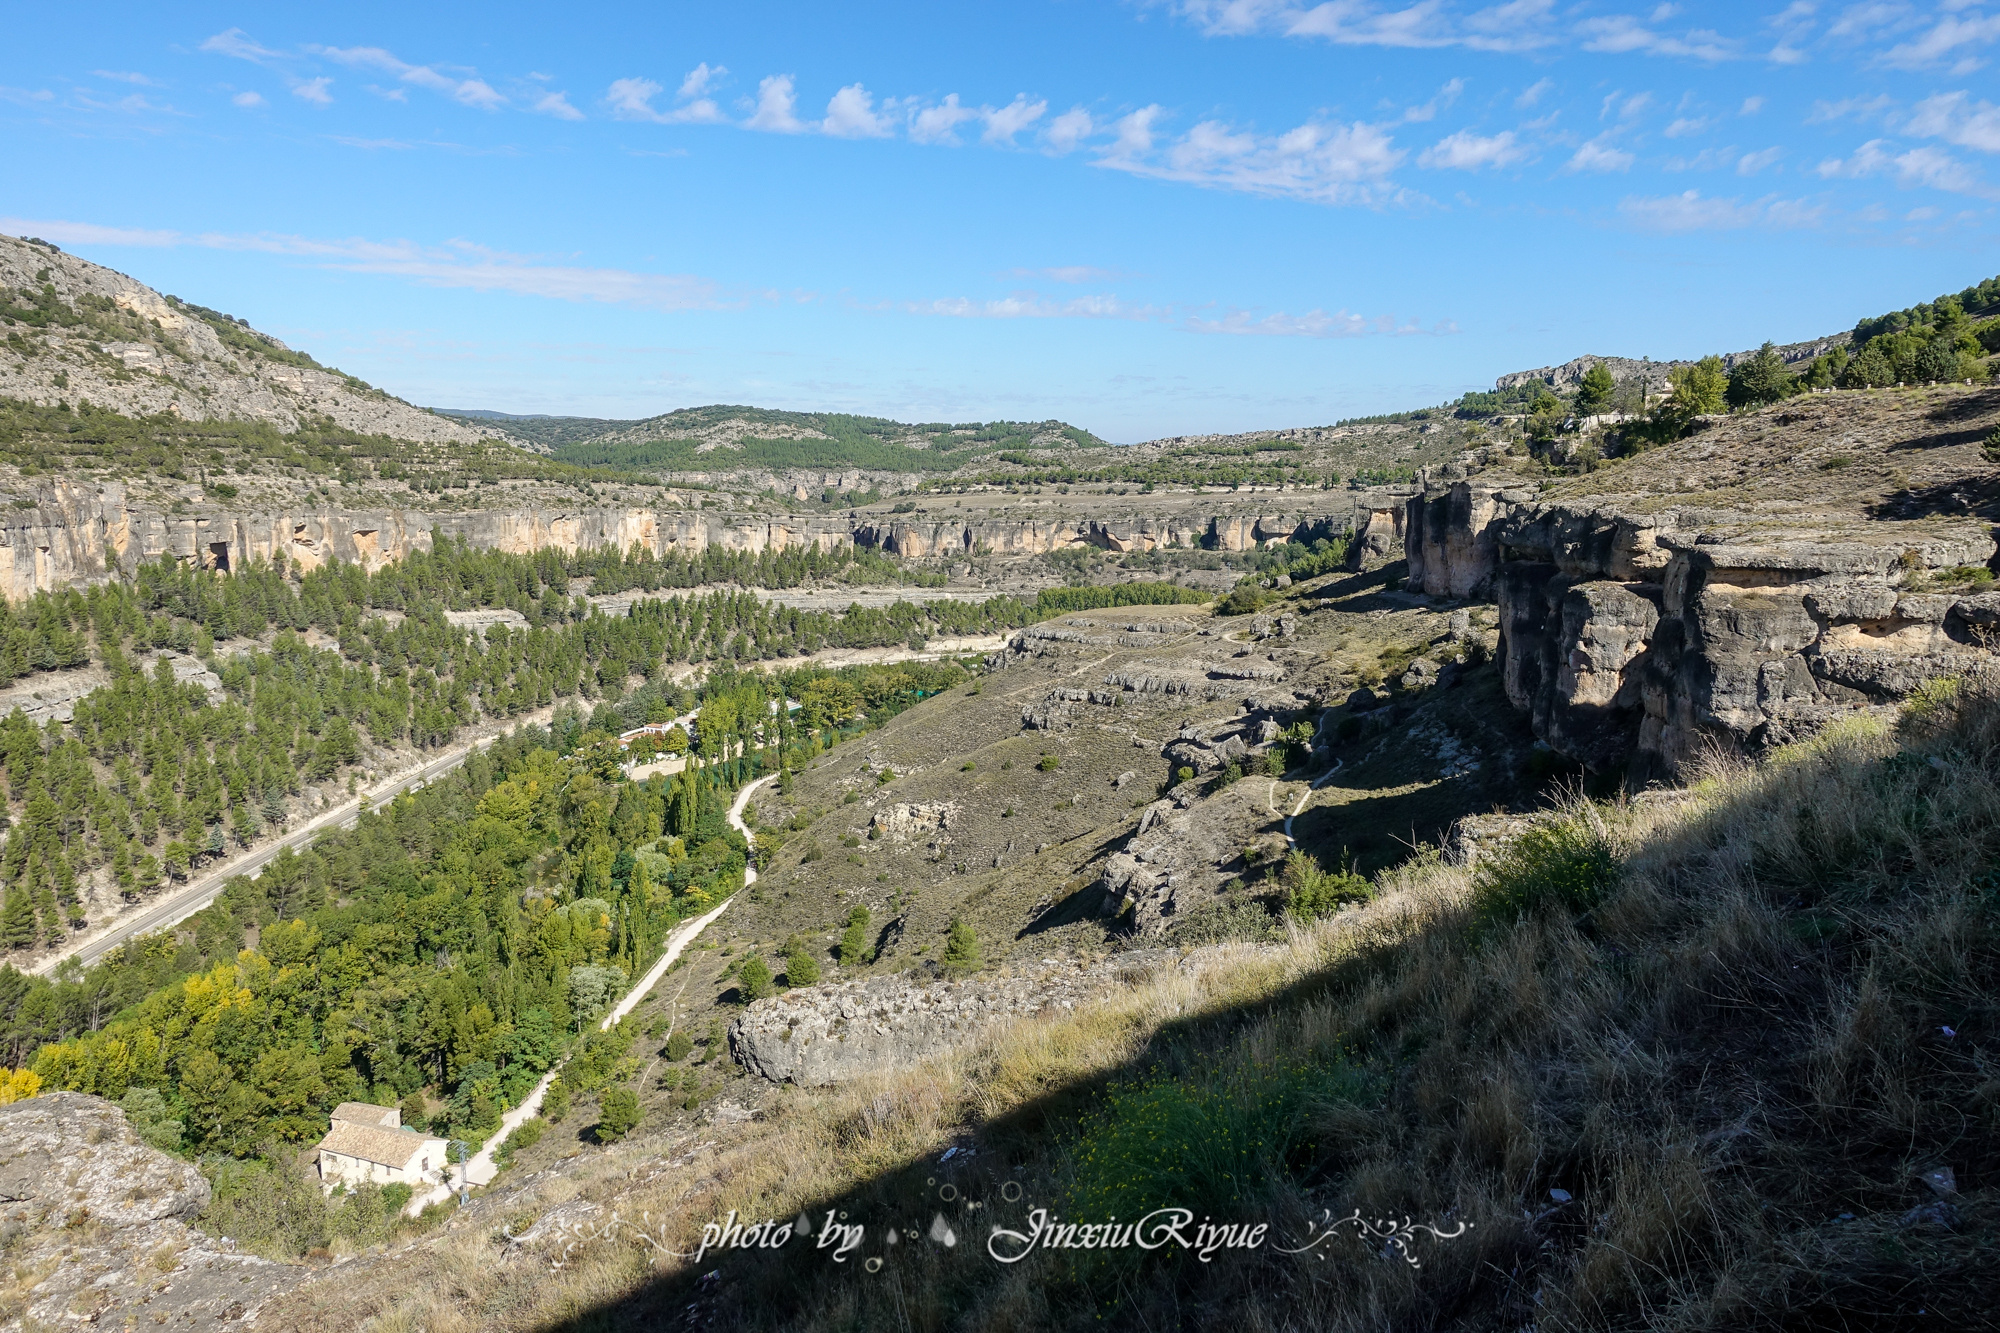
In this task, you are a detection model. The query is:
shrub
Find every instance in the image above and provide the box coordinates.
[497,1117,544,1163]
[664,1030,694,1061]
[737,955,774,1001]
[1037,754,1060,772]
[1176,766,1196,784]
[542,1079,571,1123]
[596,1088,642,1144]
[941,918,981,978]
[785,946,821,987]
[1064,1060,1372,1228]
[1168,895,1281,945]
[380,1182,412,1215]
[1281,849,1373,922]
[1216,586,1268,616]
[1984,425,2000,464]
[1468,812,1618,933]
[840,906,872,966]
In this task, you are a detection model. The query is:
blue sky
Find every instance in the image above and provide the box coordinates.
[2,1,1996,440]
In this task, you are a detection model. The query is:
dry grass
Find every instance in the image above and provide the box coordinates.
[264,686,2000,1332]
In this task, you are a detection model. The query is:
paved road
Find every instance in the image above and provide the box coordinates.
[413,773,775,1212]
[37,712,553,976]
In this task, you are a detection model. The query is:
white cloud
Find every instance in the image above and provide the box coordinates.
[608,74,724,125]
[1818,138,1993,194]
[93,70,160,87]
[1906,90,2000,153]
[1101,111,1407,204]
[292,77,334,106]
[315,45,506,110]
[1882,9,2000,68]
[746,74,806,132]
[1577,15,1735,59]
[1808,92,1894,122]
[982,94,1048,144]
[531,91,583,121]
[679,63,726,100]
[908,94,977,144]
[1664,115,1710,137]
[1046,106,1095,153]
[1515,76,1554,107]
[1418,127,1524,168]
[1104,105,1165,161]
[0,86,55,105]
[1402,77,1465,122]
[231,90,266,108]
[0,216,729,311]
[1740,95,1765,113]
[1172,0,1557,51]
[1737,145,1783,173]
[909,292,1158,321]
[1567,135,1634,171]
[200,29,282,64]
[1616,189,1825,229]
[822,83,893,138]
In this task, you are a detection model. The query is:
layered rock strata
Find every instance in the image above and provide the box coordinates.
[1404,480,2000,779]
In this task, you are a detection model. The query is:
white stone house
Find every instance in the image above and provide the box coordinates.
[314,1102,448,1192]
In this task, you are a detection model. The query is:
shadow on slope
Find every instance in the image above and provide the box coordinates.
[505,683,2000,1333]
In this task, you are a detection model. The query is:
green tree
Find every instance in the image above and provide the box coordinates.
[400,1091,429,1131]
[941,918,981,979]
[784,944,821,987]
[1666,355,1727,416]
[1725,342,1796,409]
[1573,362,1616,415]
[1840,341,1895,388]
[0,886,34,950]
[737,954,774,1002]
[597,1087,642,1143]
[1915,334,1965,383]
[542,1079,571,1123]
[839,906,872,967]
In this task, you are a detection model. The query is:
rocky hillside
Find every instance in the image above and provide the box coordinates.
[1403,382,2000,782]
[0,233,521,449]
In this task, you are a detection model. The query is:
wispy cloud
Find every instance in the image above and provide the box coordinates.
[93,70,161,87]
[1515,76,1554,107]
[1171,0,1561,53]
[1881,8,2000,70]
[313,45,506,110]
[1417,127,1525,168]
[0,217,729,311]
[982,94,1048,144]
[231,90,266,109]
[906,283,1448,338]
[1905,90,2000,153]
[1737,145,1784,173]
[1098,109,1409,205]
[910,94,979,145]
[1012,266,1122,283]
[1567,134,1635,171]
[292,77,334,106]
[199,29,283,65]
[1817,138,1994,195]
[1617,188,1825,229]
[530,91,583,121]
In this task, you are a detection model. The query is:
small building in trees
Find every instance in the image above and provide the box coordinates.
[313,1102,448,1192]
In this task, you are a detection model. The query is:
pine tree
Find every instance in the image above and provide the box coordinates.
[840,905,872,967]
[0,885,34,949]
[941,918,980,979]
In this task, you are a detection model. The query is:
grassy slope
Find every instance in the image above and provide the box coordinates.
[263,655,2000,1333]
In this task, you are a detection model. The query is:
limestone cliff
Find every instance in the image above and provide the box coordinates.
[1402,386,2000,780]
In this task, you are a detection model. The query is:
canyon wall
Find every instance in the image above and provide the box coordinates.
[1406,481,2000,780]
[0,481,1388,601]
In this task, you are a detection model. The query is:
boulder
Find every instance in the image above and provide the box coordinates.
[0,1093,303,1326]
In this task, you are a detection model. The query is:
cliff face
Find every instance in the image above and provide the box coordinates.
[1406,477,1999,781]
[0,479,1387,600]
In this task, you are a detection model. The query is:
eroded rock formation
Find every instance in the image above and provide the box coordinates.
[1404,479,2000,779]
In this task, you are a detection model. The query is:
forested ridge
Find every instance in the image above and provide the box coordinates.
[0,540,1206,952]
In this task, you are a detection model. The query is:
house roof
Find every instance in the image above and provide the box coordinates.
[330,1101,399,1129]
[317,1122,440,1170]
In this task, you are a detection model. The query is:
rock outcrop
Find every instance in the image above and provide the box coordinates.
[0,1093,302,1327]
[731,957,1156,1085]
[1403,479,2000,780]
